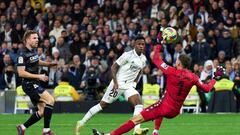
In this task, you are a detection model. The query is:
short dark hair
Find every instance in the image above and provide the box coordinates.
[134,34,145,41]
[178,54,192,69]
[23,30,37,43]
[61,73,69,82]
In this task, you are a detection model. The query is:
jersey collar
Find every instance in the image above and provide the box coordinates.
[59,81,70,85]
[26,46,34,52]
[133,49,142,57]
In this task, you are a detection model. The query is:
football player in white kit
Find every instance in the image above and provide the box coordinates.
[76,35,149,135]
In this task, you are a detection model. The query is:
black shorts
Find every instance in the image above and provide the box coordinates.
[22,81,45,106]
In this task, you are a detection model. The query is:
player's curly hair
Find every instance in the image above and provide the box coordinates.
[178,54,192,69]
[22,30,37,43]
[134,34,145,41]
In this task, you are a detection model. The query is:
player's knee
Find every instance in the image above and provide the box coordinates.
[131,114,144,125]
[132,100,142,106]
[100,101,108,108]
[38,107,44,117]
[129,95,142,106]
[46,96,55,105]
[50,97,55,105]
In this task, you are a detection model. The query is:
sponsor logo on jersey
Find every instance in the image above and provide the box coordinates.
[30,55,39,63]
[130,65,141,71]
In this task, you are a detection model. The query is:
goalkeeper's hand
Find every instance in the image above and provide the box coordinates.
[214,66,225,80]
[157,32,167,44]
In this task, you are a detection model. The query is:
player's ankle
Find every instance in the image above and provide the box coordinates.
[78,120,83,125]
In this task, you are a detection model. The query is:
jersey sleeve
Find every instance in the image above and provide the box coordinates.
[17,54,25,67]
[116,52,129,66]
[194,75,216,92]
[143,56,147,67]
[152,45,175,75]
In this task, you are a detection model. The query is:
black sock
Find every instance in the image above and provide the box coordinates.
[23,112,42,128]
[44,104,54,128]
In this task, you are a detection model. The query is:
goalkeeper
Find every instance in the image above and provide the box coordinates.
[92,45,224,135]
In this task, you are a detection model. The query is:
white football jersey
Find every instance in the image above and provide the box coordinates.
[115,49,147,84]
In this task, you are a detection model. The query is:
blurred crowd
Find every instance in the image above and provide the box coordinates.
[0,0,239,102]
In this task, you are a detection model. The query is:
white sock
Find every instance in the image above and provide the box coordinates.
[20,124,26,130]
[43,128,50,132]
[80,103,102,125]
[153,129,158,133]
[133,104,143,131]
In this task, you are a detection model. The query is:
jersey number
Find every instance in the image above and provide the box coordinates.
[177,81,184,96]
[109,89,118,98]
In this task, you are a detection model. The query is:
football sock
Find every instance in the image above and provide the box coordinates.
[154,117,163,130]
[110,120,135,135]
[153,129,159,134]
[133,104,143,131]
[44,104,54,128]
[43,128,50,133]
[80,103,102,124]
[23,112,41,128]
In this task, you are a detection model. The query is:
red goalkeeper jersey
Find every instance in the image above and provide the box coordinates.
[153,45,216,110]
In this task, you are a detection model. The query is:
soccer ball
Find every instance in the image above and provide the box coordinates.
[162,27,177,43]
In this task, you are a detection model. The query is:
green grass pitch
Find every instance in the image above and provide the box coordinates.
[0,113,239,135]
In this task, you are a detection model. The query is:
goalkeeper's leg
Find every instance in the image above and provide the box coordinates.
[152,118,163,135]
[127,93,149,135]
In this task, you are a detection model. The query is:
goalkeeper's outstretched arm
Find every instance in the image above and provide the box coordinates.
[152,45,175,75]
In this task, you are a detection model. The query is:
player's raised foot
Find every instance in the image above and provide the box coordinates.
[42,130,55,135]
[16,125,25,135]
[75,121,84,135]
[133,128,149,135]
[92,129,105,135]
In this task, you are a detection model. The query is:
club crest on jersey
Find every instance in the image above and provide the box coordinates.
[130,61,141,71]
[161,63,168,69]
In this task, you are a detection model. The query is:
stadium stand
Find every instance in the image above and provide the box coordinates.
[0,0,239,113]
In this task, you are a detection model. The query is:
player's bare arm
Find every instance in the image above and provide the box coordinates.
[17,66,48,82]
[39,60,58,67]
[111,62,120,91]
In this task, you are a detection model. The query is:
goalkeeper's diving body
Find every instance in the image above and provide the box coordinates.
[76,35,149,135]
[92,45,221,135]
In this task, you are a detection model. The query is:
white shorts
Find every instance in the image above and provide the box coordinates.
[101,80,139,103]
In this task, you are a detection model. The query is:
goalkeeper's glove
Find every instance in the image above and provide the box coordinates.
[214,66,225,80]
